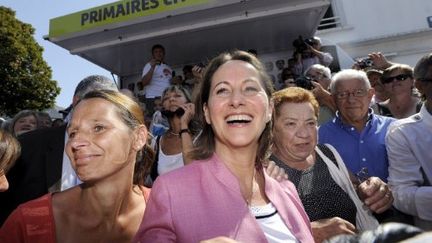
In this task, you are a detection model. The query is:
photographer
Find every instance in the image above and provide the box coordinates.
[292,36,334,77]
[293,64,337,125]
[305,64,337,124]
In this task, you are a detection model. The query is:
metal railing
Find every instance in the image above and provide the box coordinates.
[318,16,341,30]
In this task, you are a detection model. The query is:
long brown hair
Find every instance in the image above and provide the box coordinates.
[191,50,274,166]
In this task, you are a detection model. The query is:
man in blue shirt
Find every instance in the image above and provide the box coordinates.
[319,69,395,182]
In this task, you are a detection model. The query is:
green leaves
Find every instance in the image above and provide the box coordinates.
[0,6,60,117]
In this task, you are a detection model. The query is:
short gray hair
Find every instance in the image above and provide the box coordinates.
[305,64,331,79]
[330,69,371,93]
[73,75,118,99]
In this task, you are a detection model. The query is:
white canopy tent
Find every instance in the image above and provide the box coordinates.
[46,0,330,87]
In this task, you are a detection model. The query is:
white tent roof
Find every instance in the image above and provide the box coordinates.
[46,0,329,77]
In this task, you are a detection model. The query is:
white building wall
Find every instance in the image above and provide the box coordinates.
[318,0,432,67]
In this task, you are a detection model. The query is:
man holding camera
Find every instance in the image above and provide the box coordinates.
[304,64,337,124]
[293,36,333,77]
[141,44,173,118]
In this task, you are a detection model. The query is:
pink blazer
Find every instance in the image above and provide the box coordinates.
[133,153,313,243]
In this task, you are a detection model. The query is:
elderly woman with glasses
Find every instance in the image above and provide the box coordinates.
[374,64,423,119]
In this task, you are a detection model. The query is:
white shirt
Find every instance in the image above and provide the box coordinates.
[60,131,81,191]
[142,62,172,98]
[386,104,432,229]
[250,203,298,243]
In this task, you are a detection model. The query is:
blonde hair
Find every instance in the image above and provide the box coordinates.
[0,129,21,174]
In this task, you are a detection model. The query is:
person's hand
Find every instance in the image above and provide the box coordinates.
[150,58,161,67]
[306,42,319,54]
[179,103,195,128]
[357,177,393,213]
[368,52,392,70]
[311,217,356,243]
[192,65,204,81]
[265,160,288,182]
[200,237,239,243]
[351,62,362,70]
[311,81,337,112]
[310,81,328,100]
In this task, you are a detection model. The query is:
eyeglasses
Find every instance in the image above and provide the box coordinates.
[334,89,368,99]
[382,74,412,84]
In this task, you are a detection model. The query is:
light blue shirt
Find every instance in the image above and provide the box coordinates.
[318,109,395,181]
[386,104,432,228]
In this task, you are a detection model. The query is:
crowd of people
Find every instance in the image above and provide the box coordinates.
[0,41,431,242]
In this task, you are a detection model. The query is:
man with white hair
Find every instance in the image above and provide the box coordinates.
[319,69,395,182]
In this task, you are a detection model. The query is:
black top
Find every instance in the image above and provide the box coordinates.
[270,145,357,225]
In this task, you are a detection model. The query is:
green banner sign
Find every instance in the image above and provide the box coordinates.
[49,0,209,38]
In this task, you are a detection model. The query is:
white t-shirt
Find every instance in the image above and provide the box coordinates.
[142,62,172,98]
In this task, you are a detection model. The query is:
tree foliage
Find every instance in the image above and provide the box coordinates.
[0,6,60,117]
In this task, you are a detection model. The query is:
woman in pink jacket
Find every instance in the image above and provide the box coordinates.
[134,50,313,243]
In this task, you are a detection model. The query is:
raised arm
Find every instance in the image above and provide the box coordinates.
[141,60,158,86]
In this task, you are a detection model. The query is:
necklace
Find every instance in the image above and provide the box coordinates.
[168,130,179,136]
[245,169,257,206]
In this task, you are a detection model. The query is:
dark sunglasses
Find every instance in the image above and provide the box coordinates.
[382,74,412,84]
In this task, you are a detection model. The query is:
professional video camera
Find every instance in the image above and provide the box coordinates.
[292,36,315,53]
[295,76,314,90]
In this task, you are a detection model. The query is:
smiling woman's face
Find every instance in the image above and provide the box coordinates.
[203,60,272,150]
[13,115,37,136]
[66,98,137,183]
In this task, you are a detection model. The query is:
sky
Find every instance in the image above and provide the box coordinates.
[1,0,116,108]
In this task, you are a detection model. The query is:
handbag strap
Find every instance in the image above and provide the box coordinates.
[316,144,338,168]
[150,135,161,181]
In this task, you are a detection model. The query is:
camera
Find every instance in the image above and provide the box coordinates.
[161,107,185,118]
[196,62,206,68]
[292,36,315,53]
[295,76,314,90]
[357,58,373,69]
